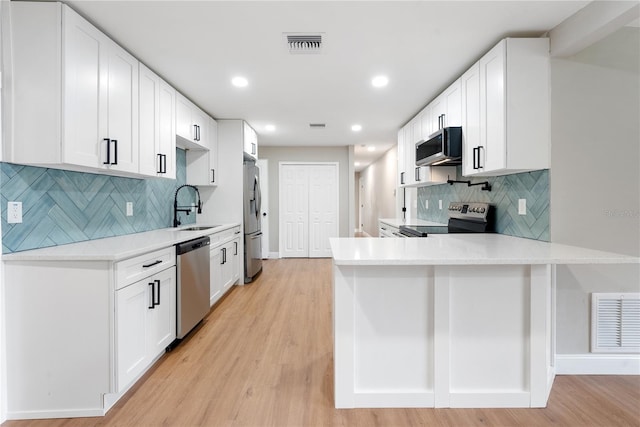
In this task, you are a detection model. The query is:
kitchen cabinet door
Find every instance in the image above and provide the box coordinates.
[11,3,139,175]
[443,79,462,127]
[480,40,507,173]
[461,62,483,176]
[221,241,236,292]
[139,64,176,178]
[187,116,218,186]
[62,5,107,168]
[403,123,416,186]
[210,244,223,306]
[176,93,194,142]
[461,38,550,177]
[104,41,139,174]
[116,279,149,392]
[176,93,207,149]
[146,267,176,359]
[243,122,258,159]
[116,266,176,392]
[230,238,241,284]
[397,128,406,186]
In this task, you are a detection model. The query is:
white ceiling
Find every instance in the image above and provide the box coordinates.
[64,0,589,171]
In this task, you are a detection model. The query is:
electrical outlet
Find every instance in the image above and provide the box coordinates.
[8,201,22,224]
[439,200,443,210]
[518,199,527,215]
[126,202,133,217]
[425,200,429,210]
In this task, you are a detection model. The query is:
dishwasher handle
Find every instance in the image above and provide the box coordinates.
[176,236,210,255]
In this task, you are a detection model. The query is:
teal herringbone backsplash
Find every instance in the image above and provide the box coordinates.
[1,149,196,253]
[417,169,549,241]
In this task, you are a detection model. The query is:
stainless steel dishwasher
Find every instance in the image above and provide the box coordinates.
[176,236,210,339]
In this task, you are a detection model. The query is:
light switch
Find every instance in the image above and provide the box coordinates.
[8,201,22,224]
[518,199,527,215]
[126,202,133,217]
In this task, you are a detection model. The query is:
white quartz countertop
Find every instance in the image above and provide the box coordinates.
[330,234,640,266]
[379,218,448,228]
[2,223,240,262]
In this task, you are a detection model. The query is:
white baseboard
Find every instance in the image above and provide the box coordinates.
[555,353,640,375]
[266,252,279,259]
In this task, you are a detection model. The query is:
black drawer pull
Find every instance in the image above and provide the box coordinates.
[142,260,162,268]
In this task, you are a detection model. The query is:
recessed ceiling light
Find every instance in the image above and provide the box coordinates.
[265,124,276,132]
[371,75,389,88]
[351,124,362,132]
[354,162,361,167]
[367,146,376,152]
[231,76,248,87]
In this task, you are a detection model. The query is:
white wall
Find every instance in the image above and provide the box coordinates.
[359,146,397,236]
[258,146,351,253]
[550,26,640,355]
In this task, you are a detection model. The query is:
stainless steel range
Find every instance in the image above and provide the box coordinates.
[399,202,494,237]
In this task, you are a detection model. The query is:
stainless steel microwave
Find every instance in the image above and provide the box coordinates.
[415,126,462,166]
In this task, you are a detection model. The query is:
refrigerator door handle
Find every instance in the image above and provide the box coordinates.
[254,175,261,219]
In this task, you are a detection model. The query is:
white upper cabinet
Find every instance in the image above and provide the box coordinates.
[428,78,462,134]
[243,122,258,160]
[397,128,406,186]
[139,64,176,179]
[176,93,208,150]
[462,38,550,177]
[8,2,140,175]
[187,116,219,186]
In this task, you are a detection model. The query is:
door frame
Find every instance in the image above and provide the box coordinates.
[278,162,340,259]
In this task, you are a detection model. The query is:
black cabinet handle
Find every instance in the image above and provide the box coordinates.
[234,230,241,234]
[148,282,155,309]
[143,260,162,268]
[415,167,420,182]
[154,279,161,306]
[220,248,225,264]
[158,154,167,174]
[211,169,215,183]
[473,147,478,169]
[477,146,483,169]
[400,172,405,185]
[197,125,201,141]
[112,139,118,165]
[103,138,111,164]
[234,241,238,255]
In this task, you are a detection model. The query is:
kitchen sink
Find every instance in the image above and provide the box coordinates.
[181,225,219,231]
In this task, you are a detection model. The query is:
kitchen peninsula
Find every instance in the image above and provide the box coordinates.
[330,235,638,409]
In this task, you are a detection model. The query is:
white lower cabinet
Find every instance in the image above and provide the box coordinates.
[116,266,176,393]
[3,245,176,420]
[378,220,400,238]
[209,228,241,306]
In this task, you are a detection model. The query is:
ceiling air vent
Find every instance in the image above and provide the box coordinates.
[309,123,326,129]
[284,33,324,54]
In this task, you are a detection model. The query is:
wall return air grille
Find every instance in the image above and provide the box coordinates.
[284,33,324,54]
[591,293,640,353]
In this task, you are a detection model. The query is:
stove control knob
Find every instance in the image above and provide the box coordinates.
[480,207,486,213]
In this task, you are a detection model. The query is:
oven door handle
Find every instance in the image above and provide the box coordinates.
[392,232,407,238]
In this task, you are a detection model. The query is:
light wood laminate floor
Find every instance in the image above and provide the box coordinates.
[4,258,639,426]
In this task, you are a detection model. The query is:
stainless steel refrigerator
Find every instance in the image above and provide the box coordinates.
[243,159,263,283]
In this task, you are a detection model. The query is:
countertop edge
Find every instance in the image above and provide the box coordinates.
[2,223,241,262]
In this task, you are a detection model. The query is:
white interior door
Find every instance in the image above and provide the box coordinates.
[280,163,339,258]
[309,164,338,257]
[257,159,269,259]
[280,164,309,258]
